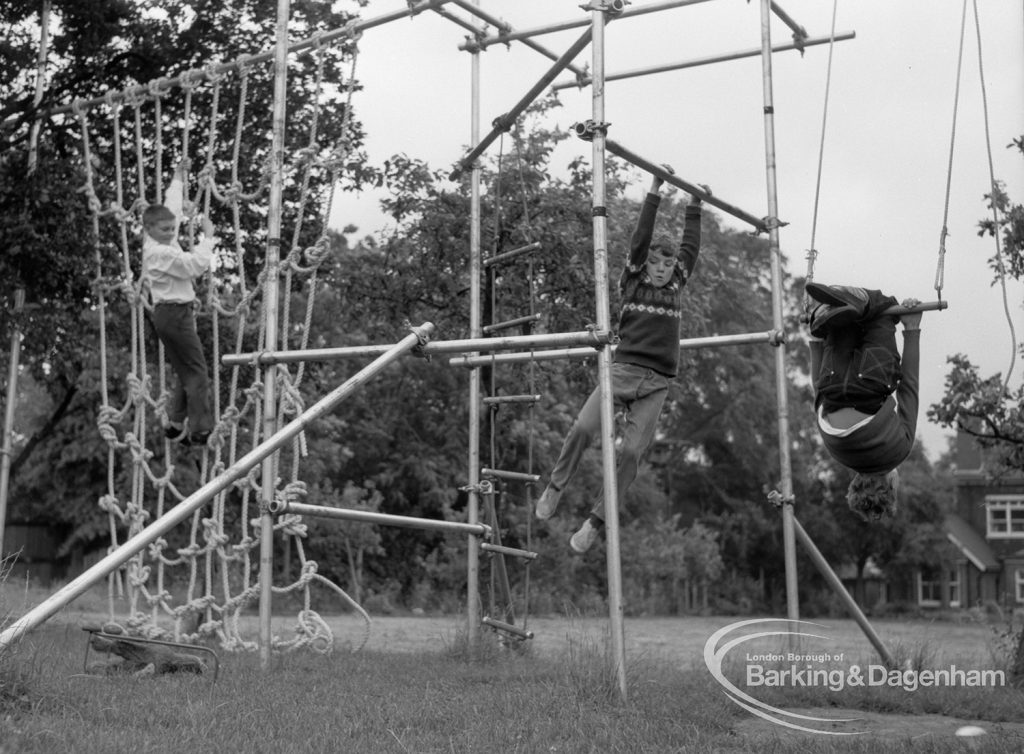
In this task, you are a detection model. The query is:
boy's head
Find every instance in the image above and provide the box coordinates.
[143,204,177,245]
[646,235,677,288]
[846,469,899,522]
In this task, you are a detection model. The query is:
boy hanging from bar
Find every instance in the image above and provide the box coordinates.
[805,283,922,521]
[535,167,705,553]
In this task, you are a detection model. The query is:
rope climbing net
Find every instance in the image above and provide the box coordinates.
[73,33,371,654]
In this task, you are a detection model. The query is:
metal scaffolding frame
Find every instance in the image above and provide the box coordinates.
[1,1,914,690]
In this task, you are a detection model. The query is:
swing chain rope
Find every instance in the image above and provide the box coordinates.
[803,0,839,306]
[968,0,1015,389]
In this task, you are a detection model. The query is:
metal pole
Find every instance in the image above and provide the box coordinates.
[462,0,713,50]
[258,0,291,670]
[603,139,768,232]
[448,0,589,80]
[0,325,434,651]
[770,2,809,43]
[3,1,50,560]
[15,0,453,126]
[590,3,628,702]
[466,0,483,651]
[222,329,613,366]
[449,25,595,180]
[0,290,25,562]
[272,501,491,537]
[450,330,785,368]
[759,0,800,623]
[792,517,895,666]
[551,33,856,91]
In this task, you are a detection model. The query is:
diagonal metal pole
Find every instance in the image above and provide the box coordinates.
[603,139,768,232]
[449,24,594,180]
[0,325,434,651]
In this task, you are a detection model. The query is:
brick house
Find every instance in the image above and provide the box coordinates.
[936,431,1024,610]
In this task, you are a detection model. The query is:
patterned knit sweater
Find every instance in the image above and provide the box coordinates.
[614,193,702,377]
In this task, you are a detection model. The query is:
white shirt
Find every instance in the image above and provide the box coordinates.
[141,178,216,304]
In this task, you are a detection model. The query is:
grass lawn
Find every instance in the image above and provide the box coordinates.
[2,584,1024,752]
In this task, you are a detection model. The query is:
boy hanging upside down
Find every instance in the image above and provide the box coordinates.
[805,282,922,521]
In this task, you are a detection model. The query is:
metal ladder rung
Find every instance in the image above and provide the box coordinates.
[481,542,539,561]
[483,394,541,406]
[483,313,541,334]
[483,241,541,268]
[481,468,541,483]
[482,616,534,640]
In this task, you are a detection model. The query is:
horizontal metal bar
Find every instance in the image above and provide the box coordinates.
[552,32,856,91]
[222,330,611,366]
[33,0,453,122]
[604,139,769,232]
[482,616,534,640]
[884,300,948,316]
[0,324,434,650]
[483,242,541,268]
[801,301,948,326]
[482,394,541,405]
[481,468,542,484]
[481,543,539,561]
[483,314,541,334]
[450,330,784,368]
[462,0,715,51]
[274,501,491,537]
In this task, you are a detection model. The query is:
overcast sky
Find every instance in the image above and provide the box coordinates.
[329,0,1024,462]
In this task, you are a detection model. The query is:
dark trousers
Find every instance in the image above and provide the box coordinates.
[151,302,213,435]
[814,289,900,413]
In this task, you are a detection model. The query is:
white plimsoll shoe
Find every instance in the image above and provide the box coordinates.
[535,484,562,520]
[569,518,601,554]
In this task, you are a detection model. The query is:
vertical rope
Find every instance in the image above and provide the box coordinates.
[969,0,1016,388]
[936,0,969,302]
[804,0,839,295]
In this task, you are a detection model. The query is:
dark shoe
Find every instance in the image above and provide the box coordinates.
[189,431,211,447]
[806,283,869,314]
[165,425,191,446]
[809,303,860,338]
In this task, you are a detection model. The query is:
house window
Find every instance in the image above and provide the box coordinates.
[917,566,961,608]
[1016,569,1024,604]
[985,496,1024,538]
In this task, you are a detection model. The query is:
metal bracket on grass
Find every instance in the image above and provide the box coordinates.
[82,627,220,684]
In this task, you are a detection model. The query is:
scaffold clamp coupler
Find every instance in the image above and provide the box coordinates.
[571,119,610,142]
[459,480,495,496]
[766,489,795,509]
[406,320,432,360]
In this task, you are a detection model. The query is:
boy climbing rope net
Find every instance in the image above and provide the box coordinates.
[806,282,922,521]
[141,160,217,447]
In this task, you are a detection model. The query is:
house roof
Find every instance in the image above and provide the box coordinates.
[943,514,1001,572]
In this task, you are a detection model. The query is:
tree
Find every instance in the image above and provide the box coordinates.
[1,2,367,544]
[929,135,1024,472]
[929,135,1024,684]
